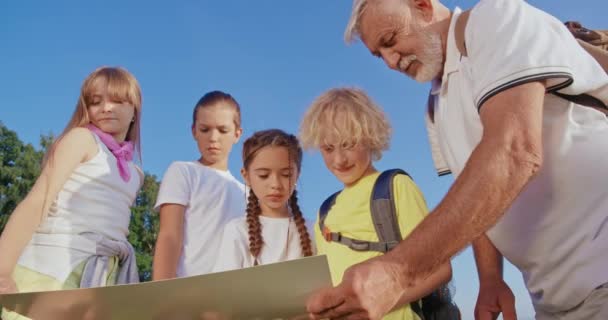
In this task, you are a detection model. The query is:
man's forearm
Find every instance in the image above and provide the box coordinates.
[473,234,503,283]
[387,137,541,286]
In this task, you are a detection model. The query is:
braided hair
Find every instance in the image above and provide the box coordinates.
[242,129,313,263]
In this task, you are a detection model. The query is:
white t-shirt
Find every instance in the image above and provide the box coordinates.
[428,0,608,312]
[154,161,246,277]
[212,216,306,272]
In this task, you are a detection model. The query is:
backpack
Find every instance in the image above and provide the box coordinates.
[454,10,608,116]
[318,169,461,320]
[565,21,608,52]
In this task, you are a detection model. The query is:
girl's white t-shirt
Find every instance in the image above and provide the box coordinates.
[154,161,246,277]
[212,216,306,272]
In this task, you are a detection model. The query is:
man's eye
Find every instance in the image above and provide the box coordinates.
[258,175,268,179]
[383,33,396,47]
[200,128,209,133]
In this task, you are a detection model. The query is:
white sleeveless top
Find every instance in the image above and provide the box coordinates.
[18,133,142,281]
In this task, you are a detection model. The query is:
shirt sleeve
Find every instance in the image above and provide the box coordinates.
[466,0,588,110]
[154,162,191,211]
[393,175,429,238]
[212,220,246,272]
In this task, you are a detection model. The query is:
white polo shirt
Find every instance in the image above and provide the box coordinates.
[428,0,608,312]
[155,161,246,277]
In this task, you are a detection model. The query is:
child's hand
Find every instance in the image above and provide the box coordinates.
[0,275,17,294]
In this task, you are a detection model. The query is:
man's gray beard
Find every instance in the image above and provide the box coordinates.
[413,32,444,82]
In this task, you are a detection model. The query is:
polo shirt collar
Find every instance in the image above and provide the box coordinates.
[440,7,463,87]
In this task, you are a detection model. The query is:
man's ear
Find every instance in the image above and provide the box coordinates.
[411,0,434,22]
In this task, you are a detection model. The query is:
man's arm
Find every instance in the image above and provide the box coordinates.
[473,235,516,320]
[473,234,503,286]
[391,80,545,285]
[307,81,545,319]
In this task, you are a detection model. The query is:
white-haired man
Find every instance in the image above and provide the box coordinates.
[306,0,608,319]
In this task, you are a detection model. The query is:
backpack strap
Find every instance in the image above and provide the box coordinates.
[454,9,471,57]
[369,169,410,250]
[318,170,411,253]
[453,9,607,113]
[576,36,608,74]
[318,191,340,241]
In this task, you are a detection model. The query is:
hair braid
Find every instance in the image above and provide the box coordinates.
[289,190,313,256]
[246,191,263,263]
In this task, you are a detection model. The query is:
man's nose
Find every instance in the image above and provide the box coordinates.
[380,48,400,71]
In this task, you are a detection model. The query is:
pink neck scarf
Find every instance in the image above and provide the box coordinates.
[87,124,134,182]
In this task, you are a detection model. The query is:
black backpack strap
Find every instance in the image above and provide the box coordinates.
[319,191,342,241]
[318,170,412,253]
[551,91,608,115]
[319,190,396,252]
[411,300,424,320]
[456,8,607,115]
[369,169,410,251]
[318,191,340,236]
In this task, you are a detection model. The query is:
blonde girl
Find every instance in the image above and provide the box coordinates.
[0,67,144,316]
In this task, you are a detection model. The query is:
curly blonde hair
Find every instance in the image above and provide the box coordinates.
[299,87,392,161]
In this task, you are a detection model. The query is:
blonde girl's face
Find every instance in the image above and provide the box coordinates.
[243,146,298,216]
[192,103,242,169]
[86,79,135,142]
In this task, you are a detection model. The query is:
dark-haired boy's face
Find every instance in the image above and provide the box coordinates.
[192,104,242,170]
[320,141,373,187]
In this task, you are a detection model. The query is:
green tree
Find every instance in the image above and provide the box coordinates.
[129,173,161,282]
[0,122,50,233]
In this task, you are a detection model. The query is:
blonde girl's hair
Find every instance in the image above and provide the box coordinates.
[45,66,143,165]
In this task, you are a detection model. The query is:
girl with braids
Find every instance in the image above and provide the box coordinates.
[213,129,313,271]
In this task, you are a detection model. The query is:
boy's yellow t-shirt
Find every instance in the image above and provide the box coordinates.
[314,171,428,320]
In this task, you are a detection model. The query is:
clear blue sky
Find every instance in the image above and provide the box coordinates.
[1,1,603,319]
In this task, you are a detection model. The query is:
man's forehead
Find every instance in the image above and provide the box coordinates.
[359,2,408,43]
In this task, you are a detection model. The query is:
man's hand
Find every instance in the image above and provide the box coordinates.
[474,279,517,320]
[0,275,17,294]
[306,256,407,320]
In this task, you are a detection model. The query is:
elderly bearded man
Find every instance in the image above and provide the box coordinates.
[306,0,608,319]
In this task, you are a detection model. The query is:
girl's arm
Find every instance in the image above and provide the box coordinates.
[152,204,185,280]
[0,128,97,280]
